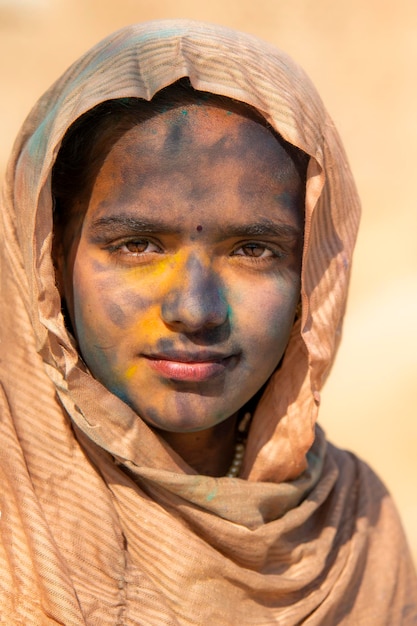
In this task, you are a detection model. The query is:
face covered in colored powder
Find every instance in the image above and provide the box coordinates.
[56,98,305,434]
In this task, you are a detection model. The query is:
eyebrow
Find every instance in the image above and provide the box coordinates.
[218,220,301,239]
[88,214,301,241]
[89,215,178,241]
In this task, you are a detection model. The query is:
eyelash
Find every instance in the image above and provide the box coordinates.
[105,238,287,265]
[232,243,284,260]
[108,239,162,256]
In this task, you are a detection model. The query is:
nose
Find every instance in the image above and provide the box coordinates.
[160,254,228,332]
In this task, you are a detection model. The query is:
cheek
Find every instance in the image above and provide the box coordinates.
[69,260,120,370]
[95,281,156,331]
[98,297,129,329]
[72,264,167,364]
[232,277,299,354]
[261,286,297,333]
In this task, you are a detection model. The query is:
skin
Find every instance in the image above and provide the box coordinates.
[57,103,304,476]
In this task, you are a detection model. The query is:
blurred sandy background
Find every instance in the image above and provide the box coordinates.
[1,0,416,563]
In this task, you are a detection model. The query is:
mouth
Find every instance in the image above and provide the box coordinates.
[144,350,238,382]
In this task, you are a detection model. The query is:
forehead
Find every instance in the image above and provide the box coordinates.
[74,100,306,238]
[96,102,302,190]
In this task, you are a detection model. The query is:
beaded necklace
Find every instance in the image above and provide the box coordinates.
[225,411,251,478]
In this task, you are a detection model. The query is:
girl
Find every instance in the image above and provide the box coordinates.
[0,19,415,625]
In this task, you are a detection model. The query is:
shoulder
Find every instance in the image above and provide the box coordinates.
[318,440,417,623]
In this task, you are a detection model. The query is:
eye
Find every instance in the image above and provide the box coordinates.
[122,240,160,254]
[108,238,163,257]
[232,243,275,258]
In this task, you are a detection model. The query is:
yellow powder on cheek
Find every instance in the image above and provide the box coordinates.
[124,364,138,380]
[136,314,161,340]
[123,256,175,281]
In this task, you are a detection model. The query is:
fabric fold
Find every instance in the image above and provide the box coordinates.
[1,19,416,625]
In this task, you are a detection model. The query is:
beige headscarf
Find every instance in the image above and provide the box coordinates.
[1,19,416,625]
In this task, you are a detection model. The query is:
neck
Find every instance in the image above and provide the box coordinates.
[156,414,238,476]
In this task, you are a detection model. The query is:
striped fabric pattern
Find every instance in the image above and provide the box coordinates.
[1,19,416,624]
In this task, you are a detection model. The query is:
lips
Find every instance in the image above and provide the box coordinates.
[144,351,237,382]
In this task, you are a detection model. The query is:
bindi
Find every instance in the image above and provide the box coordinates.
[196,225,203,232]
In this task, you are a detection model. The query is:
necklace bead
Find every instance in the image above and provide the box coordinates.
[225,414,250,477]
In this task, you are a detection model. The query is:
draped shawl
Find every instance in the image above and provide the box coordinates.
[1,19,416,625]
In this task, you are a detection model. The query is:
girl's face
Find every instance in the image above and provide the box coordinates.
[57,103,304,433]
